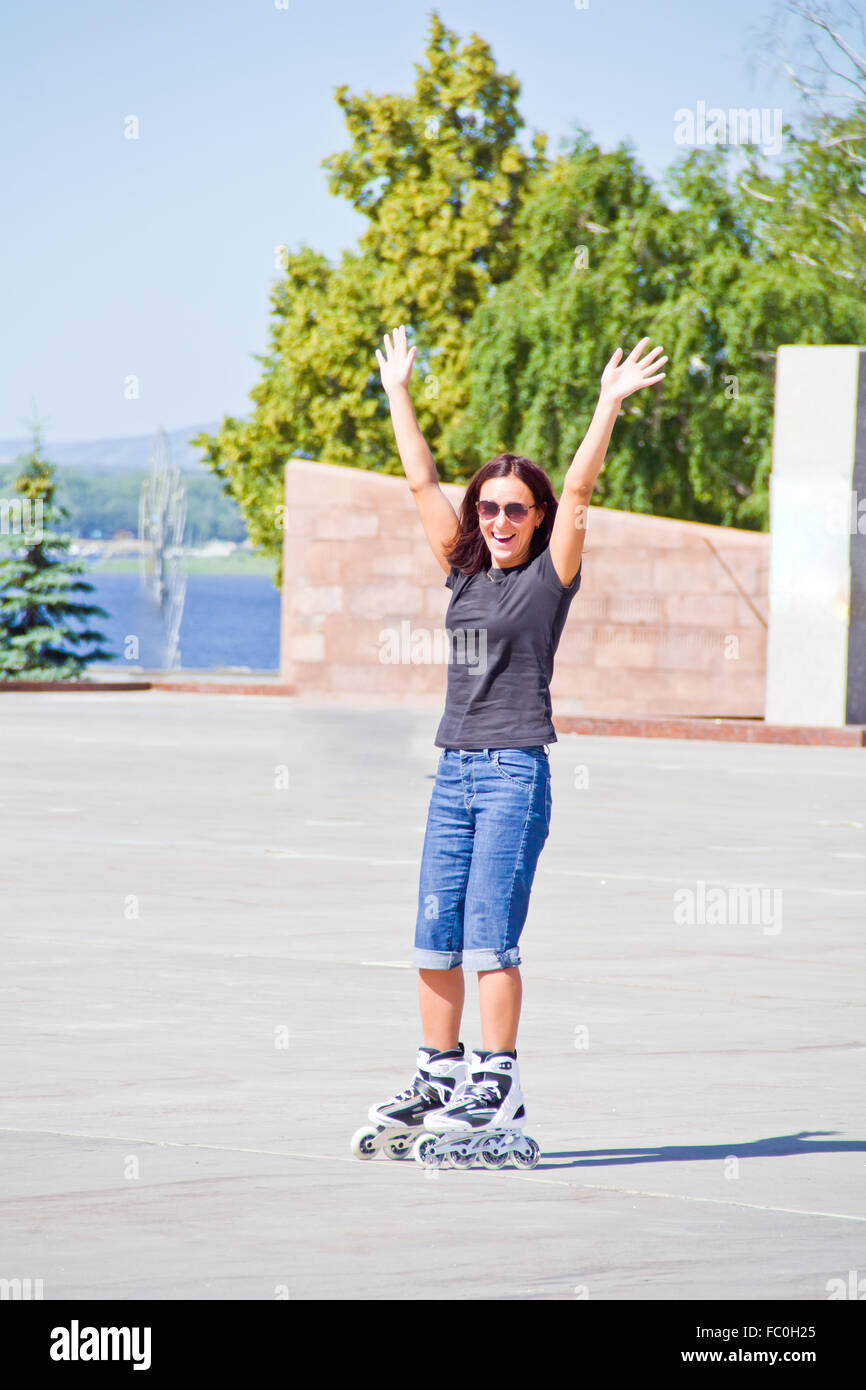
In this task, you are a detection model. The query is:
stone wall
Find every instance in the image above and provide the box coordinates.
[280,458,769,717]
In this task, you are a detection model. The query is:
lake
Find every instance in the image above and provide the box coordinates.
[79,571,281,671]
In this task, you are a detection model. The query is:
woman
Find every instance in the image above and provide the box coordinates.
[352,324,666,1168]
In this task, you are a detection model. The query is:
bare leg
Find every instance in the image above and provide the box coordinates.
[478,966,522,1052]
[418,967,465,1051]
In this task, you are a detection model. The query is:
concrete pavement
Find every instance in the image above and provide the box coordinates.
[1,692,864,1299]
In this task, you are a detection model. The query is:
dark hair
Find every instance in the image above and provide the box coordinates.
[444,453,559,576]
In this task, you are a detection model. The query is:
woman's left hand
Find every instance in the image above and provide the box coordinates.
[600,338,667,403]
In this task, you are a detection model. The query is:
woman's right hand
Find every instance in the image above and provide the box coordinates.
[376,324,417,396]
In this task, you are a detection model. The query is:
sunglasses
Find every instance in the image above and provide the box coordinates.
[477,501,538,522]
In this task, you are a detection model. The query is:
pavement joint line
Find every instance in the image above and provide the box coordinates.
[1,936,863,988]
[0,937,420,967]
[516,1174,866,1222]
[258,851,419,865]
[548,872,866,896]
[1,1126,864,1223]
[3,839,865,897]
[0,1126,365,1168]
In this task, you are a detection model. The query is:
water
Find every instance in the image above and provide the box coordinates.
[78,570,281,671]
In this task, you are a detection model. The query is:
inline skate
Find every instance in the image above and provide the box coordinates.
[413,1049,541,1169]
[350,1044,470,1160]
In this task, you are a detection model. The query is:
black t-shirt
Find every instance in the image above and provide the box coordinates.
[434,544,582,750]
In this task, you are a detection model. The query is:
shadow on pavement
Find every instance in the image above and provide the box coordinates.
[534,1130,866,1171]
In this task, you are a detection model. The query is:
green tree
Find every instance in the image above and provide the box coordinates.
[192,11,546,584]
[739,108,866,298]
[743,0,866,293]
[0,429,114,680]
[195,2,866,562]
[452,129,866,529]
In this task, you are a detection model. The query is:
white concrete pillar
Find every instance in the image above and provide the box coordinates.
[765,345,866,726]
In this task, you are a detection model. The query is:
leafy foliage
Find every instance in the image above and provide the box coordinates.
[453,127,866,529]
[193,6,866,566]
[192,12,545,585]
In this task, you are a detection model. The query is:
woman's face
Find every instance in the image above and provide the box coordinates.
[477,476,544,568]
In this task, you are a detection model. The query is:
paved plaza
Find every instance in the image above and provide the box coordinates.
[1,691,864,1300]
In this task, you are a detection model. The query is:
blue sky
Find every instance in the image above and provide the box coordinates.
[2,0,806,444]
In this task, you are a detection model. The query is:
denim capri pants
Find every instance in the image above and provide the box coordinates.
[414,746,552,972]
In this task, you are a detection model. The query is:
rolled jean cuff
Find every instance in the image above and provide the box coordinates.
[462,946,521,971]
[414,947,464,970]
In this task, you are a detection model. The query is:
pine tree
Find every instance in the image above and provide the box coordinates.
[0,427,114,681]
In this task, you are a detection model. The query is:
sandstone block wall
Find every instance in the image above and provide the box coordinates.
[280,459,769,717]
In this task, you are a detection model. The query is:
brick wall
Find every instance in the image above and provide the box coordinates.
[280,458,769,717]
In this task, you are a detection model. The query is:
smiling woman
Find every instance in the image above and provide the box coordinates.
[432,453,580,755]
[444,453,559,575]
[351,322,666,1171]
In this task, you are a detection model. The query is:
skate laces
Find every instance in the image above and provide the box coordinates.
[461,1078,502,1109]
[392,1077,423,1103]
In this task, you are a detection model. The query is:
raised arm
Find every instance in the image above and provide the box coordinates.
[377,325,458,576]
[548,337,667,587]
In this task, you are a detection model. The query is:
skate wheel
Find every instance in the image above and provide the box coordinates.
[413,1133,442,1168]
[478,1136,508,1169]
[511,1137,540,1169]
[350,1125,380,1160]
[383,1133,414,1161]
[449,1144,475,1168]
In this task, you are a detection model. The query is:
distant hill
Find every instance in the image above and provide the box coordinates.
[0,424,222,473]
[0,424,251,540]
